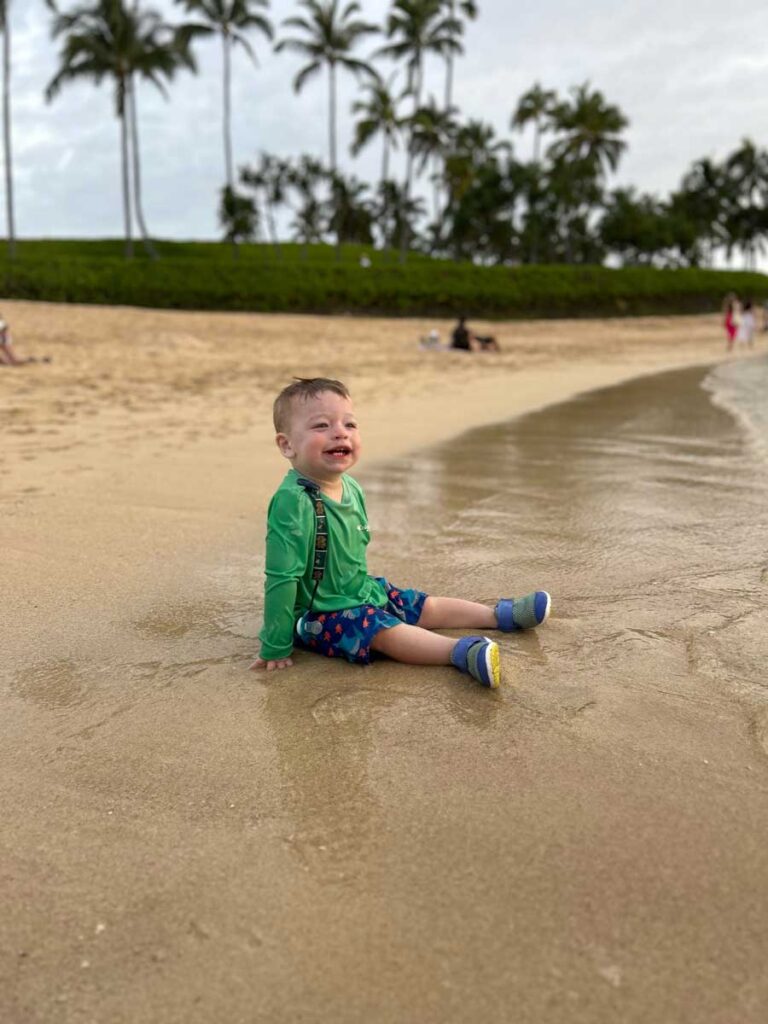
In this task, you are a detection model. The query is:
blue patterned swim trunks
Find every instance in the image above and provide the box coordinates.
[295,577,428,665]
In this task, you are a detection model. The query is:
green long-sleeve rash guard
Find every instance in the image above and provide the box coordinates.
[258,469,389,661]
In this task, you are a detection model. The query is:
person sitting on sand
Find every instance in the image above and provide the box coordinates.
[450,316,500,353]
[419,328,443,349]
[251,377,550,687]
[0,315,50,366]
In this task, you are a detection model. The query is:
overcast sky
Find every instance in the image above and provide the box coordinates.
[10,0,768,241]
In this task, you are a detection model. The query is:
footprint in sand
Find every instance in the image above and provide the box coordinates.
[12,658,92,710]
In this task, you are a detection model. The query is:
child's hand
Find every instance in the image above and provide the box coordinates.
[250,656,294,671]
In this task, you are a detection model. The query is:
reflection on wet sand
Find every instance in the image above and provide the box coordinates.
[263,656,502,890]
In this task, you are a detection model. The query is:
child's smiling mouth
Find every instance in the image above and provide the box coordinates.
[324,445,352,458]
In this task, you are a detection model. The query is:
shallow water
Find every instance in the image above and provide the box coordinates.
[4,362,768,1023]
[368,362,768,714]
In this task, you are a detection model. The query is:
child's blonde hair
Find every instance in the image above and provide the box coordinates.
[273,377,350,432]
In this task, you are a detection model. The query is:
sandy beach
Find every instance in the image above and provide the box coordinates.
[1,303,731,666]
[2,300,767,1022]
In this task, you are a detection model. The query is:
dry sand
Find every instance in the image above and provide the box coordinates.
[2,300,765,1023]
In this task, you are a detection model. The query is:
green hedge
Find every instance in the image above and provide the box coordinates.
[1,240,766,318]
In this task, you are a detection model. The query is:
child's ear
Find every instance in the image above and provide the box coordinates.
[275,432,294,459]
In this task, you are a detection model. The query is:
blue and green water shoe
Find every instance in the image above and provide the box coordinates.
[495,591,551,632]
[450,635,501,688]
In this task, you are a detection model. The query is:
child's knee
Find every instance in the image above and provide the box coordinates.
[415,595,437,628]
[371,623,404,652]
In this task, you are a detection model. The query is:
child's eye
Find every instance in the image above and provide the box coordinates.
[313,422,329,429]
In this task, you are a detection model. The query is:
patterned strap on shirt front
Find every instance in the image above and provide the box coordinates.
[296,477,328,612]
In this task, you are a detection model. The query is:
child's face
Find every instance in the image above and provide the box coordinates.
[277,391,360,482]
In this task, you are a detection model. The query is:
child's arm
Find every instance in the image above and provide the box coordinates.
[252,489,312,671]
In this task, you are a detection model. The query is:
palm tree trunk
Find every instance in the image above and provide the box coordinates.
[381,135,389,188]
[329,61,337,173]
[398,145,414,262]
[2,10,15,260]
[128,78,157,260]
[444,0,455,111]
[530,208,539,264]
[398,65,422,263]
[266,202,279,250]
[444,51,454,112]
[223,30,233,190]
[119,83,133,259]
[329,62,341,259]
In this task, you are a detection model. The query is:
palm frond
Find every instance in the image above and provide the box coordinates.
[293,58,322,93]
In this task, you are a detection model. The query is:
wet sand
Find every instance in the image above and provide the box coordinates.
[2,301,767,1022]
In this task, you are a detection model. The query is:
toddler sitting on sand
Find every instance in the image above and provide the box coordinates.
[251,378,551,687]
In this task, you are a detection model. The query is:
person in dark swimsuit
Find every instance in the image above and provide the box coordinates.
[451,317,472,350]
[450,317,500,352]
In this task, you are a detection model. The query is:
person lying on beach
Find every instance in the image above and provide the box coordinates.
[0,317,50,366]
[450,316,500,353]
[250,377,550,688]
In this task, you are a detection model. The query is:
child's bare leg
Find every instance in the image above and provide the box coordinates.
[417,596,496,630]
[371,622,455,665]
[372,622,501,688]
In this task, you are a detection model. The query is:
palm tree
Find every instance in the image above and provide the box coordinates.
[440,0,476,112]
[409,96,457,221]
[676,157,727,268]
[374,177,425,251]
[512,157,549,262]
[240,151,290,255]
[275,0,378,175]
[0,0,15,258]
[376,0,461,258]
[350,75,403,191]
[599,187,669,266]
[547,82,628,181]
[175,1,273,191]
[545,83,627,264]
[545,155,603,263]
[441,117,508,227]
[723,139,768,269]
[378,1,459,112]
[287,153,326,254]
[47,1,192,259]
[511,82,557,164]
[326,170,374,244]
[47,0,140,257]
[511,83,557,263]
[219,183,257,247]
